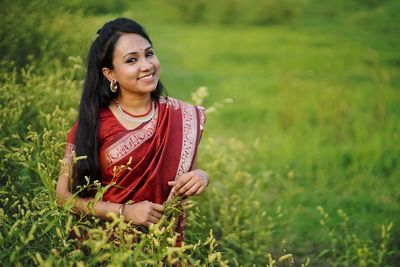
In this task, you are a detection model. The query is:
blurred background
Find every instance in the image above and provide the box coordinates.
[1,0,399,265]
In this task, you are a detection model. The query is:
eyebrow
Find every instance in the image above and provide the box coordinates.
[123,46,153,58]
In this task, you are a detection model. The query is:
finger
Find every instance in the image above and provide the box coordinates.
[168,181,177,194]
[149,215,160,224]
[146,222,154,227]
[184,183,202,196]
[173,173,193,190]
[177,178,197,195]
[152,203,165,212]
[194,185,206,195]
[151,210,162,219]
[168,180,177,186]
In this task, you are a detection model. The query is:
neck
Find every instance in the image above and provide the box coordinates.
[117,93,152,114]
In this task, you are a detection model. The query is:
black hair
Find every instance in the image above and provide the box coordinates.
[72,18,164,196]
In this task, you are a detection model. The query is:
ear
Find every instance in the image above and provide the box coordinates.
[102,67,115,82]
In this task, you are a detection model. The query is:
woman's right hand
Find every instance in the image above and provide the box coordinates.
[123,201,164,226]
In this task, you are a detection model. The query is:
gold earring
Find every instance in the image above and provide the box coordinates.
[110,80,118,93]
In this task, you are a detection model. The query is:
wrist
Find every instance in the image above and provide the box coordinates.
[118,203,126,218]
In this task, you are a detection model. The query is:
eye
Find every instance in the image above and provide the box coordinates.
[146,51,154,57]
[126,57,137,64]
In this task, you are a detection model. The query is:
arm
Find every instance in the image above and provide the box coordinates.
[56,161,164,226]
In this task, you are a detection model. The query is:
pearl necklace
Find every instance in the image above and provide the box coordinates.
[115,100,155,124]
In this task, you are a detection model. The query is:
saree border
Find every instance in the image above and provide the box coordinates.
[175,100,198,179]
[101,109,159,168]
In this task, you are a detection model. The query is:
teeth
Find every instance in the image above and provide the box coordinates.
[139,74,153,80]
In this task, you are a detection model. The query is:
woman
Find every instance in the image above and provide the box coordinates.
[56,18,208,243]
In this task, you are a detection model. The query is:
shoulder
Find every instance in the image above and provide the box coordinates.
[158,96,205,111]
[66,108,117,144]
[66,121,78,144]
[158,96,181,110]
[158,96,206,129]
[98,107,127,141]
[99,107,113,120]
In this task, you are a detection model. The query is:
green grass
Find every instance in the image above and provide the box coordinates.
[1,0,399,265]
[146,14,400,262]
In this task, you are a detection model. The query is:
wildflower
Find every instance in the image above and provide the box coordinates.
[208,252,222,263]
[35,253,44,265]
[278,254,293,262]
[191,86,209,106]
[56,227,63,238]
[24,224,37,244]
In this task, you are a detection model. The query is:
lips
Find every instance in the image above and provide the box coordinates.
[138,73,155,81]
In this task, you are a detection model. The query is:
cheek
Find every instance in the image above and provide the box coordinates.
[116,66,139,79]
[153,57,161,70]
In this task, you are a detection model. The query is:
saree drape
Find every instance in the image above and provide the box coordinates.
[65,96,206,244]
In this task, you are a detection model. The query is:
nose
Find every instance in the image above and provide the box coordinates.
[139,58,152,71]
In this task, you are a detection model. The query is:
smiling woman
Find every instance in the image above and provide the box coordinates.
[103,33,160,98]
[55,18,208,246]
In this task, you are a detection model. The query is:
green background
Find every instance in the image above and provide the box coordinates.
[1,0,399,265]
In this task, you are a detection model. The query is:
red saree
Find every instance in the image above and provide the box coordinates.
[65,96,206,243]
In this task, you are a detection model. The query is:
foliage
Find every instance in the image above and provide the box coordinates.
[0,64,297,265]
[316,207,395,266]
[65,0,131,15]
[1,0,399,266]
[0,63,397,265]
[0,0,63,69]
[126,0,306,25]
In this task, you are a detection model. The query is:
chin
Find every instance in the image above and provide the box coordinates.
[141,85,158,94]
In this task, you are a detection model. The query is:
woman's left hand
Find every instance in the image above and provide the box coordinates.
[168,169,208,197]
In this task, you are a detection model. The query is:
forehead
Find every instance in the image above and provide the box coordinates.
[113,33,151,55]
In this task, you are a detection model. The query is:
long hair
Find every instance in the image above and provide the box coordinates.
[73,18,164,196]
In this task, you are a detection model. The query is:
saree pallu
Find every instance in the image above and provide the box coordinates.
[66,96,206,245]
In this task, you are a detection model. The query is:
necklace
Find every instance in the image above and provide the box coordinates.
[115,100,155,124]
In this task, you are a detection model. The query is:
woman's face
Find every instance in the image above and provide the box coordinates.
[105,33,160,96]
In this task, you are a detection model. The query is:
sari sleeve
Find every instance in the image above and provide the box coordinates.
[64,121,78,163]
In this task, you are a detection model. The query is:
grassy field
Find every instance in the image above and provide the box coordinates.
[1,0,399,265]
[148,4,400,252]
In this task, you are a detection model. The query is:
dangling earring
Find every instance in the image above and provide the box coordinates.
[110,80,119,93]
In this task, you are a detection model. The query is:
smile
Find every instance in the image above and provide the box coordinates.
[138,73,155,81]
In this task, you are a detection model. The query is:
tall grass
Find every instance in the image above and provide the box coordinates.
[0,62,397,265]
[0,63,298,266]
[1,0,399,265]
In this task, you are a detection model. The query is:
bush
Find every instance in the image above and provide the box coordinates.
[183,0,305,25]
[0,0,63,69]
